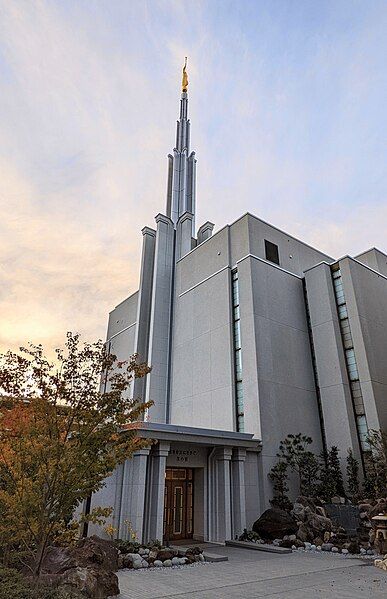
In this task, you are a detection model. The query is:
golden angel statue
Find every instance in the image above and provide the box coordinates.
[182,57,188,92]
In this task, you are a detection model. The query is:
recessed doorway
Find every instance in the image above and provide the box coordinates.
[163,468,193,541]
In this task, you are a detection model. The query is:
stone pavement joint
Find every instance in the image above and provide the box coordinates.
[114,549,387,599]
[226,539,292,554]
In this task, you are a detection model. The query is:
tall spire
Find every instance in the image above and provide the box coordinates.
[166,59,196,234]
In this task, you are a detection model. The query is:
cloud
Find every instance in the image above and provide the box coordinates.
[0,0,386,355]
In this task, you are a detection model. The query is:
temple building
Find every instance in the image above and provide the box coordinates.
[86,65,387,544]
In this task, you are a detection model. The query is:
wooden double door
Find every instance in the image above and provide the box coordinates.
[163,468,193,541]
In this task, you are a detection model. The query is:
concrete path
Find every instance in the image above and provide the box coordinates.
[115,545,386,599]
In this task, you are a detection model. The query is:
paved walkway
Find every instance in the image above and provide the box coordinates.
[115,545,386,599]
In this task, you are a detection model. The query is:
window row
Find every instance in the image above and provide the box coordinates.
[232,270,244,433]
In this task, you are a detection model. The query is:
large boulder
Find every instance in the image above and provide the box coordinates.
[60,566,119,599]
[74,535,119,572]
[39,536,120,599]
[41,546,76,575]
[307,513,333,535]
[291,503,306,522]
[296,523,313,542]
[253,508,298,540]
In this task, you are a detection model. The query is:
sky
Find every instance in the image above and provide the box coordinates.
[0,0,386,356]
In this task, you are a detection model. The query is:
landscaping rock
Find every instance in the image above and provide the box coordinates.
[163,559,172,567]
[297,523,312,543]
[279,539,294,548]
[292,503,306,521]
[61,566,119,599]
[253,508,298,540]
[321,543,333,552]
[370,499,387,518]
[74,536,119,572]
[304,542,312,551]
[171,557,180,566]
[332,546,339,553]
[153,560,163,567]
[295,496,316,511]
[374,556,387,571]
[307,513,333,535]
[157,550,174,561]
[347,540,360,554]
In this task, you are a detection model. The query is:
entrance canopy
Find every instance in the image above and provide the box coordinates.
[120,422,261,544]
[124,421,262,450]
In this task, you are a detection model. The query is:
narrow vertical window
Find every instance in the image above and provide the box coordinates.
[331,267,369,453]
[232,270,244,432]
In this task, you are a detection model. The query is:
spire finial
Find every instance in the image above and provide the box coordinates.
[182,57,188,92]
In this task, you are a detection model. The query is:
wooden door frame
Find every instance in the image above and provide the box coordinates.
[163,468,194,542]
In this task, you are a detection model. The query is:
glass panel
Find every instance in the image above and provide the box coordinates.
[237,414,245,432]
[172,469,186,479]
[338,305,348,319]
[187,482,193,534]
[234,324,241,349]
[173,487,183,535]
[357,415,369,450]
[163,486,168,536]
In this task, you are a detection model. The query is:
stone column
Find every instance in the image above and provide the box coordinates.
[147,442,170,542]
[146,214,175,423]
[197,221,215,245]
[215,447,232,541]
[119,448,150,541]
[176,211,194,261]
[132,226,156,402]
[231,448,247,538]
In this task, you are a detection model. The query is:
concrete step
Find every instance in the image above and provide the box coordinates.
[226,540,292,554]
[170,545,228,562]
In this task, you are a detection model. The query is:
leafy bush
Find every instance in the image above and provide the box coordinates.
[239,529,261,543]
[0,568,31,599]
[0,568,83,599]
[116,538,163,554]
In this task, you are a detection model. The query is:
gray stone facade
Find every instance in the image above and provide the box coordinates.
[86,87,387,544]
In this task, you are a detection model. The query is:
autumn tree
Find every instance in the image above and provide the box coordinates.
[0,333,151,576]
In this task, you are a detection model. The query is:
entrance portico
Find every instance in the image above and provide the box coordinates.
[120,422,261,544]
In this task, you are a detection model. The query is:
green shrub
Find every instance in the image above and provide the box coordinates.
[116,538,163,554]
[0,568,83,599]
[239,529,261,543]
[0,567,32,599]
